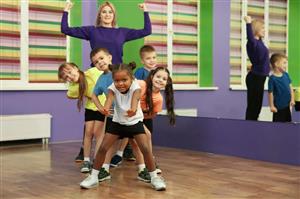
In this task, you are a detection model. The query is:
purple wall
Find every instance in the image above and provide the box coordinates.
[1,1,299,143]
[153,116,300,166]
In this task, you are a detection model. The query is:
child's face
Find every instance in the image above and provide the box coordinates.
[141,51,157,70]
[152,70,168,90]
[91,51,112,72]
[100,5,114,26]
[113,70,133,93]
[275,58,288,72]
[61,65,80,83]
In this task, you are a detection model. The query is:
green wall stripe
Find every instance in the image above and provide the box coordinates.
[288,0,300,87]
[200,1,213,86]
[69,0,82,68]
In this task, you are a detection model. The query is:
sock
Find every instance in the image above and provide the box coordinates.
[149,170,157,179]
[84,157,90,162]
[91,169,99,177]
[102,164,110,172]
[116,150,123,157]
[137,164,146,172]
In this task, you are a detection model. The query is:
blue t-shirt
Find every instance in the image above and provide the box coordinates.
[134,67,150,80]
[268,72,291,110]
[94,72,113,96]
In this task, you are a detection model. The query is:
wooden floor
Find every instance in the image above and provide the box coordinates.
[1,142,299,199]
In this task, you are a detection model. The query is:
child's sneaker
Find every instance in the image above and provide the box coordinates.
[80,175,98,189]
[80,161,91,173]
[151,176,166,191]
[98,168,111,182]
[75,147,84,162]
[110,155,122,167]
[123,144,135,161]
[137,168,151,183]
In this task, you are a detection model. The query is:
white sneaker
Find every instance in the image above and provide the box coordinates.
[151,176,166,191]
[80,175,99,189]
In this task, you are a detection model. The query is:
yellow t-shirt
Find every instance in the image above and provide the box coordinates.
[67,67,106,111]
[295,87,300,102]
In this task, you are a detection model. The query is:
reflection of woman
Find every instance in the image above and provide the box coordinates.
[61,1,152,64]
[244,16,270,120]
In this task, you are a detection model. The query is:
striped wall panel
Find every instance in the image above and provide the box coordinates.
[229,0,242,85]
[0,1,21,80]
[144,0,168,68]
[172,0,198,84]
[28,0,66,83]
[269,0,287,55]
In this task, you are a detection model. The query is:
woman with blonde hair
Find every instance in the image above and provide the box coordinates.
[61,1,151,65]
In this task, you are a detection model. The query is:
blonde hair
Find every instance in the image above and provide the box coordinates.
[251,19,264,37]
[96,1,117,27]
[270,53,287,69]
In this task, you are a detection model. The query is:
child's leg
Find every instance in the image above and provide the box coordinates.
[92,120,105,159]
[133,134,155,172]
[93,134,119,170]
[80,133,119,189]
[134,134,166,191]
[130,138,151,183]
[110,138,128,166]
[75,125,85,162]
[83,121,94,160]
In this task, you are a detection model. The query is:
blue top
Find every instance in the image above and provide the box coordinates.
[61,12,152,64]
[268,72,291,110]
[93,72,113,96]
[134,67,150,80]
[246,24,270,76]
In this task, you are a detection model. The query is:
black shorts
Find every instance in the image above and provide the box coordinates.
[295,102,300,111]
[273,106,291,122]
[85,109,105,122]
[143,118,153,133]
[106,121,145,138]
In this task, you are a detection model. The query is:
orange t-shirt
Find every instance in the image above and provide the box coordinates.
[138,80,163,117]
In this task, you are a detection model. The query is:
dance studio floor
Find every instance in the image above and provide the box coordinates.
[1,142,299,199]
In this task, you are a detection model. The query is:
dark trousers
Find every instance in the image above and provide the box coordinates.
[273,106,291,122]
[245,72,266,120]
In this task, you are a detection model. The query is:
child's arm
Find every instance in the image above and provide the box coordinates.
[290,84,295,106]
[127,89,141,117]
[91,93,105,114]
[268,92,277,113]
[103,90,115,116]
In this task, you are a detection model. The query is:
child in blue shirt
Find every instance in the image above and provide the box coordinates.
[268,53,295,122]
[134,45,157,80]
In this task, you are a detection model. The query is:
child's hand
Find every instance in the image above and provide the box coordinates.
[290,100,295,107]
[99,108,110,116]
[244,16,252,24]
[138,3,147,11]
[126,109,137,117]
[270,106,278,113]
[64,1,73,12]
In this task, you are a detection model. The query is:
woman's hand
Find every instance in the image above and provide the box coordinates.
[244,16,252,24]
[138,3,147,12]
[64,1,73,12]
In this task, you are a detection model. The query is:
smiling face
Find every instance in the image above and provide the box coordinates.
[91,50,112,72]
[60,64,80,83]
[152,69,168,91]
[141,51,157,71]
[113,70,133,93]
[275,57,288,72]
[100,5,114,27]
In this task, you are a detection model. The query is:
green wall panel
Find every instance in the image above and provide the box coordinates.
[200,0,213,87]
[288,0,300,87]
